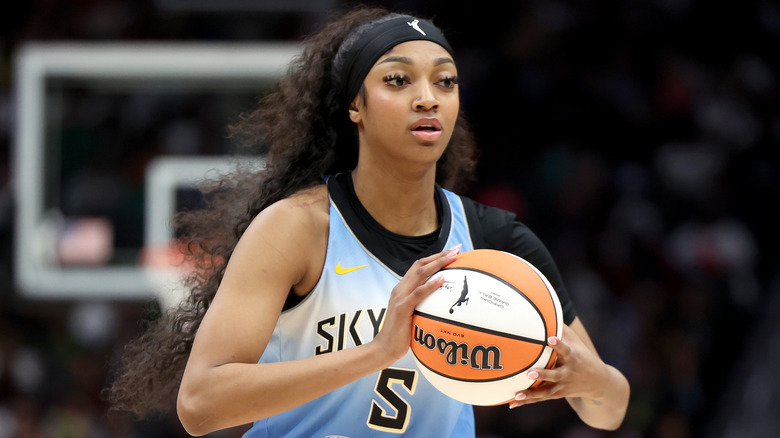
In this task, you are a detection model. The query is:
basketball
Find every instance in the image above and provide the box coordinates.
[411,249,563,406]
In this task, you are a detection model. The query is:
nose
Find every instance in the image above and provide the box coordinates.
[414,83,439,111]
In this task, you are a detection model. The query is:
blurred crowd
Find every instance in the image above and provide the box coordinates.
[1,0,779,437]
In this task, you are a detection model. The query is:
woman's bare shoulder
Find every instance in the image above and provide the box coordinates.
[236,184,329,290]
[276,184,330,216]
[258,184,330,229]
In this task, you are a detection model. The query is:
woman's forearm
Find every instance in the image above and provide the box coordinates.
[567,363,630,431]
[177,341,393,436]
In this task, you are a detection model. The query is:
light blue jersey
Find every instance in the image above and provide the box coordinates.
[243,181,475,438]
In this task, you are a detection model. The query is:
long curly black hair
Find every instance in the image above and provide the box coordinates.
[107,4,478,417]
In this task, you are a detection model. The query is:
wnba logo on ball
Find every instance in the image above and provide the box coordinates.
[412,324,503,371]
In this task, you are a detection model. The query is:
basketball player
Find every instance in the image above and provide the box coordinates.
[108,6,629,437]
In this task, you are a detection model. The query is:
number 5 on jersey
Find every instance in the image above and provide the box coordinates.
[367,368,417,433]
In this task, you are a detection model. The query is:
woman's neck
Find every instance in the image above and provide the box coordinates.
[350,166,439,237]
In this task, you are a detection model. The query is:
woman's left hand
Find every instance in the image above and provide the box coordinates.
[509,324,611,409]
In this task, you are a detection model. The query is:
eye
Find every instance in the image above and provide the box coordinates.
[438,75,459,89]
[383,73,410,87]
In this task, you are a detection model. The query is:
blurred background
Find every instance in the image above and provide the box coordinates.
[1,0,779,437]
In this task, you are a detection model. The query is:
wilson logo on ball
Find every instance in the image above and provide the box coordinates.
[412,323,503,371]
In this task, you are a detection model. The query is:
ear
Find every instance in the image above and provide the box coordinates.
[348,97,362,124]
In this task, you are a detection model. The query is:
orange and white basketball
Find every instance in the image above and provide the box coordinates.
[411,249,563,405]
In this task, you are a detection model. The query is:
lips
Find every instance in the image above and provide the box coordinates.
[410,118,443,142]
[410,118,442,132]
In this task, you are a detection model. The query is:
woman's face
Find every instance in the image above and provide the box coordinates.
[349,40,460,168]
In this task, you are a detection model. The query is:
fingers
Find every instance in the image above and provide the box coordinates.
[509,332,572,408]
[519,334,570,380]
[416,244,462,275]
[372,245,463,361]
[547,333,572,360]
[409,272,445,303]
[509,323,611,410]
[402,244,461,303]
[386,244,462,315]
[509,382,563,409]
[399,244,461,287]
[511,362,567,407]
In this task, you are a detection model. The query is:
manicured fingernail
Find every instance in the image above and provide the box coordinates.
[527,371,539,379]
[514,393,526,401]
[447,244,462,257]
[547,336,558,346]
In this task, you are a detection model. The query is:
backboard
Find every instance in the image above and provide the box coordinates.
[12,42,297,300]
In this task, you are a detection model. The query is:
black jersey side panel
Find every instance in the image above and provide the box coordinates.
[460,196,577,325]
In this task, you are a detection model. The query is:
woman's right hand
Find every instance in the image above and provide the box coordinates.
[371,244,462,365]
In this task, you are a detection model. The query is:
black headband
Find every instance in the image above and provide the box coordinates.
[337,15,454,105]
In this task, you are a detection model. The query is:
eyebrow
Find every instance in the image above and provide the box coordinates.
[378,56,454,66]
